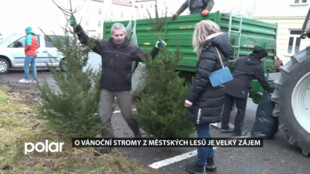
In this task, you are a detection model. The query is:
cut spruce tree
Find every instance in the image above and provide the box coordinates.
[136,48,195,138]
[38,33,102,138]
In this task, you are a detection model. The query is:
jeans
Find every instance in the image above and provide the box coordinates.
[98,89,140,138]
[195,123,214,165]
[221,94,248,135]
[24,55,37,80]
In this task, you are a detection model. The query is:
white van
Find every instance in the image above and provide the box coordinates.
[0,33,65,74]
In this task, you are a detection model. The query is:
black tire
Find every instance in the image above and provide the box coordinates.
[0,57,10,74]
[271,47,310,156]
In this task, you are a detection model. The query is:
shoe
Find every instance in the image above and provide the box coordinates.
[205,157,217,171]
[221,127,233,133]
[185,162,206,174]
[233,130,247,136]
[19,79,30,83]
[30,79,37,83]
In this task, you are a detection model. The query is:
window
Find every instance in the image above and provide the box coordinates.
[98,9,102,15]
[8,35,40,48]
[44,35,71,48]
[294,0,307,3]
[287,30,301,55]
[98,21,102,27]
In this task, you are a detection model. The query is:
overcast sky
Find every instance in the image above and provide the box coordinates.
[1,0,304,36]
[0,0,73,36]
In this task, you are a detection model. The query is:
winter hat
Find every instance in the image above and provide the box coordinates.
[25,27,34,34]
[252,46,268,59]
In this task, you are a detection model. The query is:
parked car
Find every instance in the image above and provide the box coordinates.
[0,33,66,74]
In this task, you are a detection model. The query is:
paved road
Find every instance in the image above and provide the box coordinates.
[117,100,309,174]
[0,71,309,174]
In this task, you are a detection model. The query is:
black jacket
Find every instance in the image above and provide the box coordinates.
[225,54,273,98]
[75,25,159,91]
[186,33,232,124]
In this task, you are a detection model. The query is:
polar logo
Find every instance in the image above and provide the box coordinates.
[24,140,64,155]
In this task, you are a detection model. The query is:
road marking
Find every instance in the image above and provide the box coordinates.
[148,150,197,169]
[149,147,218,169]
[112,108,222,169]
[113,108,136,114]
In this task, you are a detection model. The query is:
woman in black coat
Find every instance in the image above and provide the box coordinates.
[184,20,232,174]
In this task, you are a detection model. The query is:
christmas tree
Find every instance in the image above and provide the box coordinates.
[136,48,195,138]
[38,33,102,138]
[37,1,102,137]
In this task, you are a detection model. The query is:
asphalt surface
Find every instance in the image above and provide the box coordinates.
[0,71,309,174]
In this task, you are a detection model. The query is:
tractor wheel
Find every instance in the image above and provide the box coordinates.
[272,47,310,156]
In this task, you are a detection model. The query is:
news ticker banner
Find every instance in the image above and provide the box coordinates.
[72,138,263,147]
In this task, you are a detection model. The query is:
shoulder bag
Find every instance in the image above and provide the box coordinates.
[209,47,233,87]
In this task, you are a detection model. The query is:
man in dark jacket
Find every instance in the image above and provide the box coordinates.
[221,46,273,136]
[69,16,165,144]
[171,0,214,20]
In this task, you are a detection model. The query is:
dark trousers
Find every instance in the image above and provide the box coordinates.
[221,94,248,135]
[98,89,140,138]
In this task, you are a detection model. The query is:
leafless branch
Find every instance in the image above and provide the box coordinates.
[146,0,167,41]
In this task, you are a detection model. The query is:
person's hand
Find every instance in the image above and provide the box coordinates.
[201,9,209,17]
[171,13,178,20]
[184,100,192,107]
[155,40,166,48]
[69,14,77,27]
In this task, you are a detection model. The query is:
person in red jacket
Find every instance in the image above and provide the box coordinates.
[19,27,39,83]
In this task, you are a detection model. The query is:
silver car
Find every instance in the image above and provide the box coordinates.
[0,33,65,74]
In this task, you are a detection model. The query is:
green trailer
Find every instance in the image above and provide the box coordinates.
[103,11,310,157]
[104,12,277,95]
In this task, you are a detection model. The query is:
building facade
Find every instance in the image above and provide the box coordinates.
[76,0,137,39]
[251,0,310,63]
[212,0,310,63]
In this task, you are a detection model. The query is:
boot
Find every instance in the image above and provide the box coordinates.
[185,162,206,174]
[205,157,217,171]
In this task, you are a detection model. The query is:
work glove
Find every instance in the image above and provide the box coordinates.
[201,9,209,17]
[155,40,167,48]
[171,13,178,20]
[68,15,78,27]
